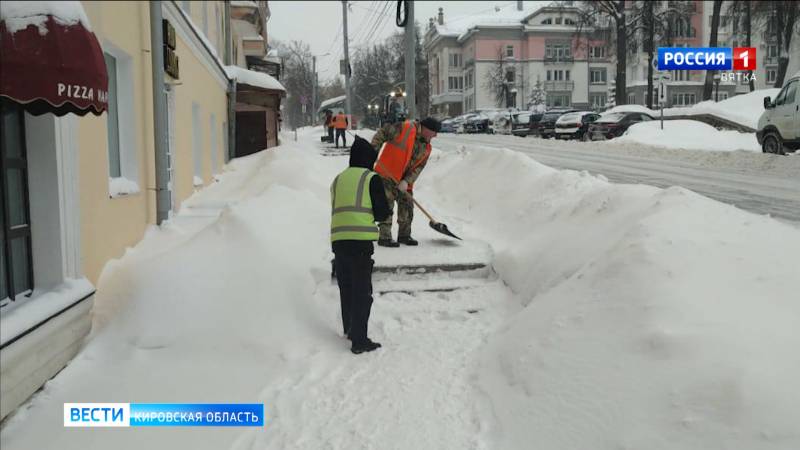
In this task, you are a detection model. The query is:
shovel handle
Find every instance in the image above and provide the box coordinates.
[374,157,437,223]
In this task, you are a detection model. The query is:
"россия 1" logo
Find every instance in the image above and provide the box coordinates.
[658,47,756,71]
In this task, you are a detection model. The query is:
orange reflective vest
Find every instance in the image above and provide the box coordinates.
[375,121,431,188]
[333,113,348,129]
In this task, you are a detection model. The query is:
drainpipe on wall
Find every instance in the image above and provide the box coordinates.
[149,0,170,224]
[224,0,236,162]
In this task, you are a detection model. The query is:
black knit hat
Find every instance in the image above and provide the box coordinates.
[420,117,442,133]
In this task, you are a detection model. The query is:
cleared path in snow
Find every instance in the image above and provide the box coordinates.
[234,267,514,450]
[438,133,800,223]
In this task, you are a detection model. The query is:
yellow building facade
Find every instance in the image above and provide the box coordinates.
[1,0,232,420]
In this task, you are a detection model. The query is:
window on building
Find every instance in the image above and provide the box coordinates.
[210,114,218,174]
[589,93,607,109]
[555,17,562,25]
[541,18,552,25]
[506,45,514,57]
[590,68,607,84]
[448,53,462,67]
[716,92,729,101]
[192,103,203,185]
[628,93,636,104]
[104,52,121,179]
[565,18,575,25]
[545,43,571,61]
[671,93,696,106]
[448,76,463,91]
[103,48,139,196]
[766,69,777,84]
[767,45,778,58]
[546,93,571,107]
[589,46,606,59]
[0,100,34,305]
[672,70,689,81]
[506,70,515,83]
[465,70,473,89]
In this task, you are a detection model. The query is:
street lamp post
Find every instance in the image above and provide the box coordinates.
[713,72,721,102]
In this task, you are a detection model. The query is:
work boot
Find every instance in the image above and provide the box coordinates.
[351,339,382,354]
[377,238,399,248]
[397,236,418,246]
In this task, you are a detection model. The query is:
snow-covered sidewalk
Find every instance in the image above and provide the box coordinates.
[1,127,799,450]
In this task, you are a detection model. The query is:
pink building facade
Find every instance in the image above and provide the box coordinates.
[425,3,615,118]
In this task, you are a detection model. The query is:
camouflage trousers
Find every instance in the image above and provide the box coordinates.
[378,177,414,240]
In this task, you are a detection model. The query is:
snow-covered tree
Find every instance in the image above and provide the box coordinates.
[527,76,547,112]
[484,46,512,108]
[753,1,800,88]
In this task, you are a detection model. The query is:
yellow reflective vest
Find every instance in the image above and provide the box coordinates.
[330,167,379,242]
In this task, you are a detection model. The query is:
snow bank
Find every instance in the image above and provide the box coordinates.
[606,89,782,129]
[670,88,781,129]
[319,95,346,110]
[0,141,339,450]
[0,0,91,34]
[616,120,761,152]
[224,65,285,92]
[429,146,800,449]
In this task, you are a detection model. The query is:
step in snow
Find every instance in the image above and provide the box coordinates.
[373,274,495,295]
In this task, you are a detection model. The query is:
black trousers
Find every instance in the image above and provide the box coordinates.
[333,249,374,345]
[327,126,334,143]
[335,129,346,147]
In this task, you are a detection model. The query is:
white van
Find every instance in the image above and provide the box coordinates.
[757,71,800,154]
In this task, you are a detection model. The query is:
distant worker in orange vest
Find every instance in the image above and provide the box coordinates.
[332,111,349,148]
[371,117,441,247]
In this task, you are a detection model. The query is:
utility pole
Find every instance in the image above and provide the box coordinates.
[312,55,317,125]
[404,1,415,120]
[342,0,352,126]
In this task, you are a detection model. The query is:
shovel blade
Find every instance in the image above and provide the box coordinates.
[429,221,462,240]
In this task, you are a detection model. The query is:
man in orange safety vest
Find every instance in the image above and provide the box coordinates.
[370,117,441,247]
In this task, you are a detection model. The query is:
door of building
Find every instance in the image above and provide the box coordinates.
[235,111,267,158]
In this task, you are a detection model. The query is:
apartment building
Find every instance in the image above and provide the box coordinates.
[425,1,614,118]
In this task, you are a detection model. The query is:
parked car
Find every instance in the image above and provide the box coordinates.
[527,113,544,136]
[510,112,532,137]
[464,113,491,133]
[555,111,601,140]
[440,118,457,133]
[538,108,578,138]
[757,71,799,154]
[586,111,654,140]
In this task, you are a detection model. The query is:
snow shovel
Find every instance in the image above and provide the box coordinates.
[373,155,462,241]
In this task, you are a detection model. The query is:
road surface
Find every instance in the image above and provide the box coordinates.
[438,133,800,224]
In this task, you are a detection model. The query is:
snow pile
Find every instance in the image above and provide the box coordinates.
[670,88,781,129]
[429,147,800,449]
[224,65,285,92]
[615,120,761,152]
[0,0,91,34]
[108,177,140,196]
[0,140,338,450]
[605,104,657,116]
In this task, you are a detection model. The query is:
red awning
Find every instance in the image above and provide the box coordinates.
[1,8,108,116]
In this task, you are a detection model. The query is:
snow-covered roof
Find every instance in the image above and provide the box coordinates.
[224,65,285,92]
[319,95,346,110]
[431,3,541,42]
[0,0,91,35]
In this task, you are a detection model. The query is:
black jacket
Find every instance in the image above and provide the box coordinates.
[332,136,390,254]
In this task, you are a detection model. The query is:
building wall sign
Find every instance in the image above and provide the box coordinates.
[162,20,180,79]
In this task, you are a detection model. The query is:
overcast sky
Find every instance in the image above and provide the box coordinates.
[268,1,524,84]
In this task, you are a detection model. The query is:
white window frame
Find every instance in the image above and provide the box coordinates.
[102,43,140,198]
[210,113,219,175]
[506,45,514,58]
[628,92,636,104]
[767,69,777,84]
[191,102,204,186]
